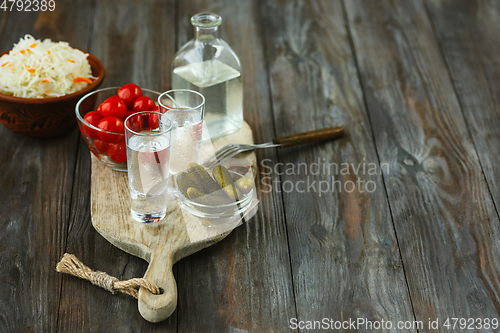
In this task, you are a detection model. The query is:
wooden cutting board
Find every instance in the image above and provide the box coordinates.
[90,122,258,323]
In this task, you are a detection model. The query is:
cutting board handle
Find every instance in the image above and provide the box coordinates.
[138,249,176,323]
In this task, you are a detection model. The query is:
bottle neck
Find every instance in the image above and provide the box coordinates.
[195,26,219,40]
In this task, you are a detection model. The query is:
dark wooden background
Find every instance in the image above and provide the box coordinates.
[1,0,500,332]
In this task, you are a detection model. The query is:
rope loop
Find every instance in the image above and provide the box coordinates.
[56,253,161,299]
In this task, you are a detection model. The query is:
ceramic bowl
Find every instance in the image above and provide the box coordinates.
[0,50,105,138]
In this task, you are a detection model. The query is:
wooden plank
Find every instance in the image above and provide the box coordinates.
[90,123,258,323]
[345,0,500,326]
[0,2,93,332]
[0,132,80,332]
[1,1,90,51]
[0,11,7,47]
[57,0,178,331]
[176,0,297,331]
[86,0,173,90]
[425,0,500,217]
[258,0,416,329]
[0,10,37,51]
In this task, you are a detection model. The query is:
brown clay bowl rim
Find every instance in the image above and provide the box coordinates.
[76,87,161,135]
[0,49,105,104]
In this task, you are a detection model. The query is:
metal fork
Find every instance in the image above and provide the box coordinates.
[203,126,344,169]
[204,142,283,169]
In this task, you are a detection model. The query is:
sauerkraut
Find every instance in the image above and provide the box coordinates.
[0,35,95,98]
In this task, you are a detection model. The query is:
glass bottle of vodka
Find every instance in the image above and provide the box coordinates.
[172,13,243,140]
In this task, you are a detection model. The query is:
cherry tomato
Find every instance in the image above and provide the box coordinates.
[108,140,127,163]
[100,96,128,119]
[127,114,144,132]
[83,111,103,140]
[126,110,141,118]
[158,102,171,113]
[97,103,103,114]
[118,83,143,109]
[94,139,108,155]
[97,116,125,143]
[133,96,156,112]
[148,112,159,129]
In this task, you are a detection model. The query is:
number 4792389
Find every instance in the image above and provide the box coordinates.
[0,0,55,11]
[443,317,499,330]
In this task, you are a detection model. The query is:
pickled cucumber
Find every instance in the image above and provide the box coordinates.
[176,171,206,198]
[187,162,222,194]
[186,187,206,200]
[235,176,253,195]
[187,187,234,205]
[212,165,241,200]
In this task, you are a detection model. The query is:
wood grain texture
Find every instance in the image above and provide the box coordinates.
[3,0,500,331]
[0,130,80,332]
[88,0,173,91]
[0,2,93,332]
[259,0,416,329]
[57,0,178,332]
[89,122,258,323]
[425,0,500,217]
[177,0,297,332]
[59,139,168,333]
[0,11,7,47]
[345,0,500,327]
[1,0,91,51]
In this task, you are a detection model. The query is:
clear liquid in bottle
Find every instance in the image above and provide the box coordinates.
[172,59,243,139]
[172,13,243,140]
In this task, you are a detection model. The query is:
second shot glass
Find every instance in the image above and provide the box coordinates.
[158,89,205,175]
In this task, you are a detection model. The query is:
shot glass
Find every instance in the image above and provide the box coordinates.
[158,89,205,175]
[125,111,173,223]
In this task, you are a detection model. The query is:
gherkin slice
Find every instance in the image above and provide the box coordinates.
[187,162,222,194]
[176,171,206,198]
[235,176,253,195]
[212,165,241,200]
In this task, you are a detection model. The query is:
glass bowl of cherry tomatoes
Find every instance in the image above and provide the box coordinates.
[76,84,160,171]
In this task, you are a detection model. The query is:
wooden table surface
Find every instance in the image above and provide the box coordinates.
[1,0,500,332]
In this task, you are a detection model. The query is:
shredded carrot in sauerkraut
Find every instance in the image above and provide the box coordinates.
[73,77,93,84]
[0,35,95,98]
[25,65,36,73]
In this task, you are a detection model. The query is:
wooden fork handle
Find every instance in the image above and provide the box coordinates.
[272,126,344,147]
